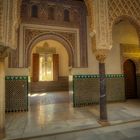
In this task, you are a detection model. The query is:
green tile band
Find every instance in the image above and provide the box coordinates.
[73,74,124,79]
[5,76,28,80]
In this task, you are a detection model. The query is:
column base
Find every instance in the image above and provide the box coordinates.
[0,128,5,139]
[98,120,110,126]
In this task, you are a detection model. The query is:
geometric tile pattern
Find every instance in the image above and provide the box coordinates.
[5,76,28,112]
[73,74,125,107]
[73,74,124,79]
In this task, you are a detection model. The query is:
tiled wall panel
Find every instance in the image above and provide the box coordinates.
[72,75,125,107]
[5,76,28,112]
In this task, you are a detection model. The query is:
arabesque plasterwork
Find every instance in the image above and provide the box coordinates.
[0,0,140,59]
[108,0,140,46]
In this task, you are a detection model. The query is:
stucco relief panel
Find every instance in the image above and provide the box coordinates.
[24,29,76,50]
[108,0,140,49]
[23,27,79,68]
[108,0,140,32]
[21,0,81,27]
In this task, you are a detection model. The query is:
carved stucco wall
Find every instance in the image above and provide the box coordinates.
[9,23,82,69]
[0,0,20,49]
[108,0,140,45]
[84,0,94,31]
[107,0,140,75]
[109,0,140,72]
[17,0,88,68]
[3,0,140,68]
[24,28,77,68]
[90,0,140,53]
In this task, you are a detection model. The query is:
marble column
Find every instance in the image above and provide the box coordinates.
[99,62,107,121]
[0,61,5,139]
[96,50,108,123]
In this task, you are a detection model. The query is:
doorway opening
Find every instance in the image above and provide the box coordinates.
[112,18,140,100]
[29,39,70,106]
[123,60,137,99]
[31,40,67,83]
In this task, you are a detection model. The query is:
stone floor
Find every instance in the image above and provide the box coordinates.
[20,121,140,140]
[29,91,70,106]
[5,92,140,140]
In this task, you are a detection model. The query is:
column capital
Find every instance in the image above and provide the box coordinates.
[0,46,10,62]
[95,49,110,63]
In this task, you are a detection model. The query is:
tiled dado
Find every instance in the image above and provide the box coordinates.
[5,76,28,112]
[5,76,28,80]
[72,74,125,107]
[73,74,124,79]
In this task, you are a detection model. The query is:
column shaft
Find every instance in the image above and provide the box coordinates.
[99,62,107,121]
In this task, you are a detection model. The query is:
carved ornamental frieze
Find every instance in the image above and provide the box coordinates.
[21,0,86,28]
[19,25,87,68]
[93,0,111,50]
[0,0,21,49]
[108,0,140,27]
[25,29,76,50]
[19,0,88,68]
[108,0,140,45]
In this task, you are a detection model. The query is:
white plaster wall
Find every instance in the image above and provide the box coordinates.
[71,18,99,75]
[106,20,139,74]
[106,42,121,74]
[71,36,99,74]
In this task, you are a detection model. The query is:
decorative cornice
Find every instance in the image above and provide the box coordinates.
[73,74,124,79]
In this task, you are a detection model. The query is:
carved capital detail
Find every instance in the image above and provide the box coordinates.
[95,49,110,63]
[0,46,10,61]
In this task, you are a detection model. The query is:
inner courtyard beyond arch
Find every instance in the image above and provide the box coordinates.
[0,0,140,139]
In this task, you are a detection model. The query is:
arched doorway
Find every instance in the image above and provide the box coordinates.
[123,60,137,99]
[111,18,140,100]
[30,39,69,92]
[31,40,69,83]
[29,39,70,106]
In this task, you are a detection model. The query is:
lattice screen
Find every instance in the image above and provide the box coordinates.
[108,0,140,27]
[5,76,28,112]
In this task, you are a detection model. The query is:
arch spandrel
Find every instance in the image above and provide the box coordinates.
[111,15,140,47]
[25,33,75,68]
[108,0,140,49]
